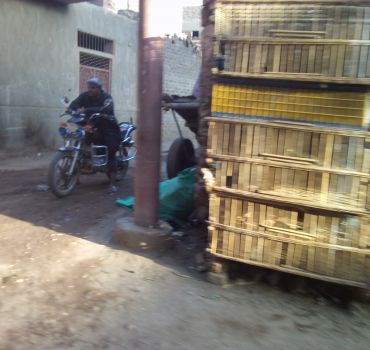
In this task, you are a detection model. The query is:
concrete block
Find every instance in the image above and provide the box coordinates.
[207,271,229,286]
[113,216,173,252]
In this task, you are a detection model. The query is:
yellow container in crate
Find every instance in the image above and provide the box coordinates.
[212,83,370,127]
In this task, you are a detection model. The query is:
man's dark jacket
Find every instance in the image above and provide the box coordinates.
[68,90,120,138]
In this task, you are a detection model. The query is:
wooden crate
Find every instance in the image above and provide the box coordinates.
[220,41,370,80]
[215,1,370,40]
[206,116,370,170]
[206,116,370,286]
[210,159,370,213]
[208,192,370,287]
[211,83,370,127]
[215,1,370,83]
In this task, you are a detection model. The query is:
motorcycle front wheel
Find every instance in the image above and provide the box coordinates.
[48,151,79,198]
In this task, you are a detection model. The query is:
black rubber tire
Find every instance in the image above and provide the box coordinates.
[166,138,195,179]
[48,151,79,198]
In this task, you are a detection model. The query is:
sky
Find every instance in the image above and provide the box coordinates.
[116,0,203,35]
[117,0,203,11]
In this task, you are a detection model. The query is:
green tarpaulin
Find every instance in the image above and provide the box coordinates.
[116,167,197,227]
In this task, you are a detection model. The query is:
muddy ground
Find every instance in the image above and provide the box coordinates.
[0,152,370,350]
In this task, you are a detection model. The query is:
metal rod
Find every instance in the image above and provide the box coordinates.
[163,102,200,109]
[134,0,163,227]
[171,109,183,139]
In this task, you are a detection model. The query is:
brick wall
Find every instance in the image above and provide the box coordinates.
[162,36,201,152]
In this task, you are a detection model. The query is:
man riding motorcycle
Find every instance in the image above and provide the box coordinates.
[67,77,121,193]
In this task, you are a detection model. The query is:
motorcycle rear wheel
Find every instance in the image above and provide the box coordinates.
[116,147,129,182]
[48,151,79,198]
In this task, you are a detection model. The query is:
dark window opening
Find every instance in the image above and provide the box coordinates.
[78,31,114,54]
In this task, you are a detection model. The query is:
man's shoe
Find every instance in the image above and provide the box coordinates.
[108,185,117,194]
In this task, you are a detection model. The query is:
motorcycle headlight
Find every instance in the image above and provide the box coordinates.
[74,129,85,139]
[58,123,70,137]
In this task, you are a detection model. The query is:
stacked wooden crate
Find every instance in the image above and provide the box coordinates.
[207,0,370,287]
[214,0,370,83]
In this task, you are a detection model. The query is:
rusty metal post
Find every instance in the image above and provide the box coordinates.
[134,0,163,227]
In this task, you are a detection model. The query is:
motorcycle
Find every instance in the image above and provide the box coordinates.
[48,110,136,198]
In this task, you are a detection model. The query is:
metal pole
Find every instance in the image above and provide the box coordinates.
[134,0,163,227]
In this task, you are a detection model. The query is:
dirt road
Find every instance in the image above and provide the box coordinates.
[0,153,370,350]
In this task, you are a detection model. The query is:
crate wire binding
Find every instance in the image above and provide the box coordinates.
[214,2,370,81]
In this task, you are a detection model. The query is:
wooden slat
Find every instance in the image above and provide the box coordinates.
[259,127,267,155]
[220,159,228,188]
[220,36,370,46]
[216,121,225,155]
[207,121,215,151]
[251,203,260,260]
[226,161,233,188]
[331,135,343,168]
[359,8,370,77]
[257,204,267,262]
[215,161,222,188]
[336,45,347,77]
[211,186,369,215]
[261,44,269,73]
[239,125,248,157]
[321,44,331,76]
[235,43,243,72]
[208,221,370,255]
[228,199,238,255]
[241,43,250,73]
[252,125,261,156]
[230,42,238,72]
[222,197,232,254]
[208,152,370,178]
[215,70,370,85]
[234,199,243,257]
[315,215,329,274]
[272,44,282,72]
[228,124,236,155]
[245,125,254,156]
[362,139,370,173]
[244,201,254,259]
[292,44,300,73]
[307,215,318,271]
[232,161,240,189]
[206,117,370,138]
[210,250,368,289]
[314,45,324,74]
[328,217,339,275]
[287,44,295,72]
[307,45,316,73]
[355,137,365,172]
[233,123,242,156]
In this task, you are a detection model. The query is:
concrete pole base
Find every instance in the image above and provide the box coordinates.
[113,217,173,251]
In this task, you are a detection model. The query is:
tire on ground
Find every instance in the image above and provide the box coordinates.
[166,138,196,179]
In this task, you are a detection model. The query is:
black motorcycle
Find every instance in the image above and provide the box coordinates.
[48,111,136,198]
